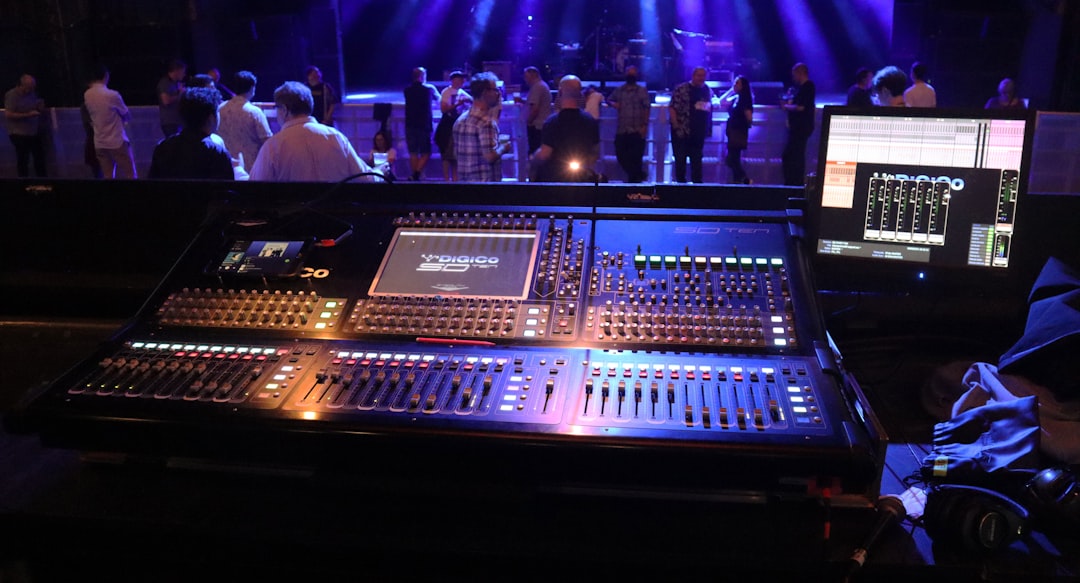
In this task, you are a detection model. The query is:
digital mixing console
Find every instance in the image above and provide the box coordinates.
[13,187,883,501]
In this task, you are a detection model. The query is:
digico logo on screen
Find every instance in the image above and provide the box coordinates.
[873,172,966,191]
[416,255,501,272]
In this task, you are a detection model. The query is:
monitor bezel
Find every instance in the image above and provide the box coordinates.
[806,105,1038,297]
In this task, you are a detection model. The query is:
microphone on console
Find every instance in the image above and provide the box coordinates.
[845,494,906,580]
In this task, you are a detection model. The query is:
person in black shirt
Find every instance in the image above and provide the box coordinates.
[846,68,873,107]
[305,65,340,126]
[149,87,233,180]
[404,66,439,180]
[534,78,600,182]
[719,75,753,184]
[781,62,815,187]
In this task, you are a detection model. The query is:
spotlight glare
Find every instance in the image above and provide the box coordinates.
[569,160,581,171]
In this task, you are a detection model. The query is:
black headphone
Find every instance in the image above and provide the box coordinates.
[1026,466,1080,526]
[923,467,1080,552]
[923,483,1029,553]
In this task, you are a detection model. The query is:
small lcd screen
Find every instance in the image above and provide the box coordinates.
[369,229,540,299]
[217,240,309,277]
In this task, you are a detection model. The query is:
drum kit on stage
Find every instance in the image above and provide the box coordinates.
[553,22,734,84]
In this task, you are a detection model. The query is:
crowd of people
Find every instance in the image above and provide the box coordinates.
[4,59,1029,184]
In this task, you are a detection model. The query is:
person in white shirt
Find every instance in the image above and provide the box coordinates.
[83,64,136,179]
[249,81,380,182]
[435,70,471,181]
[904,61,937,108]
[217,70,272,173]
[583,86,604,119]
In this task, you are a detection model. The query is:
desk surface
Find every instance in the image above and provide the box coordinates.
[2,320,1078,582]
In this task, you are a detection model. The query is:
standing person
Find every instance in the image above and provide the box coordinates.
[157,59,187,138]
[846,68,874,107]
[84,64,136,179]
[434,70,471,181]
[217,70,273,173]
[404,66,438,180]
[452,71,511,182]
[872,66,909,107]
[79,97,103,178]
[149,87,233,180]
[781,62,815,187]
[534,78,600,183]
[669,66,712,184]
[904,61,936,107]
[206,68,235,99]
[4,74,47,177]
[304,65,340,126]
[368,129,397,180]
[607,65,650,183]
[720,75,753,185]
[521,66,551,157]
[583,85,604,119]
[986,78,1026,110]
[249,81,379,182]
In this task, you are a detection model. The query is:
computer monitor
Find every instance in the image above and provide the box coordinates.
[807,106,1036,296]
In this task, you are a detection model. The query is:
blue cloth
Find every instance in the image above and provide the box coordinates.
[999,257,1080,398]
[922,395,1041,482]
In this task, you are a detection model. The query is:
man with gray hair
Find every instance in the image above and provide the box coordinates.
[250,81,379,182]
[4,73,47,177]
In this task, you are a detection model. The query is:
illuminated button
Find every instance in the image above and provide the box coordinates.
[527,308,541,315]
[315,323,327,329]
[664,255,677,267]
[273,374,287,381]
[774,339,787,346]
[695,256,707,266]
[756,258,768,266]
[526,318,538,326]
[773,327,785,334]
[523,330,536,337]
[725,257,737,266]
[320,311,333,318]
[634,255,647,266]
[793,406,808,413]
[325,301,338,308]
[771,258,784,266]
[771,316,783,323]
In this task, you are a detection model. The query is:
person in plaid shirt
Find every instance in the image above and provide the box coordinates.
[452,71,511,182]
[668,66,712,183]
